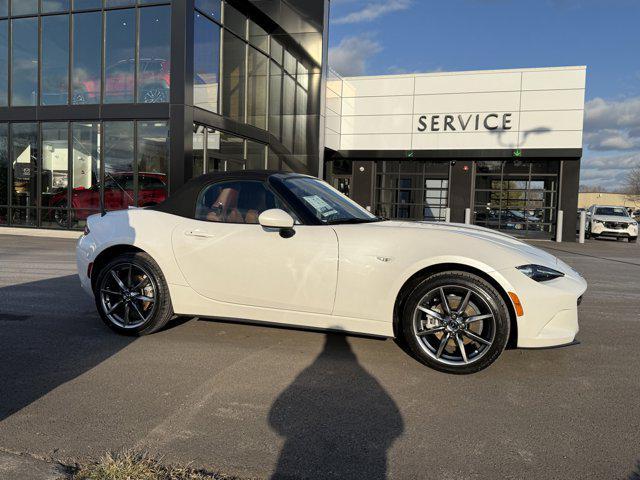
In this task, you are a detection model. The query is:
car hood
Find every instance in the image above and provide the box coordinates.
[374,220,561,268]
[592,215,633,223]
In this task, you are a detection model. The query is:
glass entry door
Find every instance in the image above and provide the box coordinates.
[473,160,559,238]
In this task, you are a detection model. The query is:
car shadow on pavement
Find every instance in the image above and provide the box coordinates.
[268,334,404,480]
[0,274,136,422]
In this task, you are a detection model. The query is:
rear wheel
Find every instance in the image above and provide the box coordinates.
[94,252,173,335]
[401,271,510,374]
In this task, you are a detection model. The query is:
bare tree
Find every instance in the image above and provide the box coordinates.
[625,166,640,199]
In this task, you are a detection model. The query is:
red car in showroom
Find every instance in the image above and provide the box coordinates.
[73,59,170,104]
[49,172,167,227]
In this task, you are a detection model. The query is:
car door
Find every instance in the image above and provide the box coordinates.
[171,179,339,314]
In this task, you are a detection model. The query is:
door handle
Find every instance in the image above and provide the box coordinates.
[184,229,215,238]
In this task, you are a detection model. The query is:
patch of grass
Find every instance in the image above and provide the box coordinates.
[70,450,244,480]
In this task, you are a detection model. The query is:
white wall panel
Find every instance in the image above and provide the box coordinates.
[414,72,521,95]
[325,114,341,134]
[341,134,412,150]
[344,77,414,97]
[414,91,521,113]
[522,69,586,91]
[342,96,414,116]
[342,115,413,135]
[518,130,583,149]
[520,89,585,111]
[412,132,519,150]
[520,110,584,132]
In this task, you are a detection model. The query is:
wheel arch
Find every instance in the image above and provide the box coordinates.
[90,244,145,290]
[392,262,518,348]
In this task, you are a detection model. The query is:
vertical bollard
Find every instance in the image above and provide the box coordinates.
[579,210,586,244]
[556,210,564,242]
[444,208,451,223]
[464,208,471,224]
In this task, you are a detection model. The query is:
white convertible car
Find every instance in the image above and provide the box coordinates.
[77,171,586,374]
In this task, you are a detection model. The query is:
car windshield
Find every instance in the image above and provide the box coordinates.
[595,207,628,217]
[283,177,381,225]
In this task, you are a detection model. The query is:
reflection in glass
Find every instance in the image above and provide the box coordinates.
[222,30,246,122]
[73,0,101,9]
[105,9,136,104]
[42,0,69,12]
[11,0,37,16]
[71,122,101,221]
[269,61,282,140]
[247,47,268,129]
[0,0,6,16]
[104,122,135,210]
[249,20,268,51]
[41,123,69,227]
[223,4,245,38]
[0,21,7,106]
[42,15,70,105]
[105,0,134,6]
[192,125,205,177]
[138,6,171,103]
[10,123,38,227]
[11,18,38,106]
[72,12,102,104]
[195,0,220,19]
[193,12,220,112]
[246,140,265,170]
[0,124,7,210]
[137,121,169,206]
[205,128,222,172]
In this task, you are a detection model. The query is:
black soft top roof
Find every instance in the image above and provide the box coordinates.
[150,170,311,219]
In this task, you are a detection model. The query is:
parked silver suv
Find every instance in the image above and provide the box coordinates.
[586,205,638,243]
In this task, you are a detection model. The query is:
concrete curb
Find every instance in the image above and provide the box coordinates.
[0,228,81,239]
[0,451,69,480]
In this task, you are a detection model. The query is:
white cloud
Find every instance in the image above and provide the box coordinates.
[328,34,382,76]
[333,0,412,25]
[580,152,640,188]
[584,96,640,151]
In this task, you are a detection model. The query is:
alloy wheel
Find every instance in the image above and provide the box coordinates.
[412,285,496,366]
[99,263,158,329]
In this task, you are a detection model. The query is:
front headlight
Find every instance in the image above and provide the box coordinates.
[631,221,638,227]
[517,264,565,282]
[593,219,604,224]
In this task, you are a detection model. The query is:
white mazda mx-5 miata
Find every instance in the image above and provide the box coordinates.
[77,171,587,374]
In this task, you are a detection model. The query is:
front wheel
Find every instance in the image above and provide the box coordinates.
[94,251,174,335]
[401,271,510,374]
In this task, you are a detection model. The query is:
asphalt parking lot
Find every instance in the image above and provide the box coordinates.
[1,233,639,479]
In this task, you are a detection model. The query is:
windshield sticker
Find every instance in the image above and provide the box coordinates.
[303,195,339,217]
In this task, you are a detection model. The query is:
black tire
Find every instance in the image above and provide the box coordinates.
[629,236,637,243]
[400,271,510,374]
[93,251,173,336]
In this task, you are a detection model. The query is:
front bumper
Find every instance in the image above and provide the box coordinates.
[496,266,587,348]
[76,234,96,298]
[591,222,638,238]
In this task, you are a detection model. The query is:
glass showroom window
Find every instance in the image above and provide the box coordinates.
[42,0,70,13]
[0,20,7,107]
[72,12,102,105]
[0,0,6,16]
[193,11,220,112]
[71,122,101,226]
[195,0,220,20]
[247,46,268,129]
[138,6,171,103]
[0,123,7,225]
[41,123,70,229]
[11,17,38,106]
[42,15,70,106]
[269,61,282,141]
[222,30,246,122]
[72,0,101,11]
[137,121,169,206]
[223,3,246,39]
[193,124,205,176]
[246,140,266,170]
[11,123,38,226]
[11,0,37,16]
[104,9,136,104]
[103,121,135,210]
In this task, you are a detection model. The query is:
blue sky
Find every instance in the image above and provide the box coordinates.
[328,0,640,190]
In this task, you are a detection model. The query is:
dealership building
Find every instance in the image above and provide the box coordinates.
[0,0,585,241]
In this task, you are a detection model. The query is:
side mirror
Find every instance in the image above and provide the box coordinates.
[258,209,295,229]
